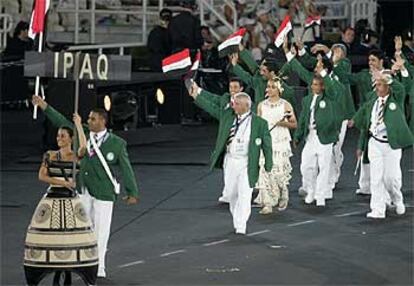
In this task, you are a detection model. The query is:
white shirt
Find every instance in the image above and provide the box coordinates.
[228,112,252,158]
[88,129,108,155]
[370,95,389,139]
[309,94,321,130]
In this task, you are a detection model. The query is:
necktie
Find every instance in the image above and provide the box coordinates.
[371,74,377,90]
[89,134,99,157]
[376,98,385,125]
[227,117,240,146]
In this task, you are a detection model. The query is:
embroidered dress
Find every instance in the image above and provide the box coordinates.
[24,151,98,286]
[255,98,293,210]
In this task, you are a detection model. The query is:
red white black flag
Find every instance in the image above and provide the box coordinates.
[162,49,192,74]
[184,50,201,79]
[304,14,321,29]
[274,15,292,47]
[218,28,247,58]
[28,0,51,39]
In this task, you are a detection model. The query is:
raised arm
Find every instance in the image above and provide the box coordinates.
[229,53,254,87]
[239,44,259,74]
[189,81,221,120]
[32,95,74,129]
[73,113,87,158]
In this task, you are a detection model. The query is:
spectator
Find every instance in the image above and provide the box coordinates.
[3,21,33,60]
[168,0,203,55]
[340,26,356,55]
[253,6,274,56]
[239,17,257,50]
[147,8,172,72]
[401,29,414,63]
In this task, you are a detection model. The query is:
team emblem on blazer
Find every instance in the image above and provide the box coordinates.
[106,152,115,161]
[388,102,397,111]
[255,138,262,146]
[319,100,326,109]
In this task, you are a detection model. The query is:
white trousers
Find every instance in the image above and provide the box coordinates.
[219,156,230,203]
[224,154,253,233]
[301,130,333,203]
[329,120,348,190]
[81,190,114,273]
[368,138,403,215]
[358,155,371,194]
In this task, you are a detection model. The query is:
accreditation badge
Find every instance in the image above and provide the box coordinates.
[106,152,115,161]
[319,100,326,109]
[388,102,397,111]
[255,138,262,146]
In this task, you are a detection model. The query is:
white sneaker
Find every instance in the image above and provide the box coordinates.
[298,187,307,197]
[235,228,246,235]
[304,194,314,205]
[316,199,325,207]
[218,196,229,203]
[366,211,385,219]
[356,189,370,195]
[395,203,406,215]
[97,268,106,278]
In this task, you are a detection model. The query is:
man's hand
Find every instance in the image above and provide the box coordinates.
[229,52,239,66]
[283,36,289,54]
[123,196,139,205]
[391,55,406,73]
[394,36,402,53]
[73,113,82,126]
[293,140,299,149]
[356,149,362,160]
[189,81,200,99]
[347,119,355,128]
[32,95,48,110]
[311,44,329,54]
[295,38,304,51]
[290,45,297,57]
[315,55,324,74]
[239,43,245,51]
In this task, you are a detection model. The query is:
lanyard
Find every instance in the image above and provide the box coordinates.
[234,112,251,139]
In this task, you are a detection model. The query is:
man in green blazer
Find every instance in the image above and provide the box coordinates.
[188,82,273,235]
[351,72,413,219]
[32,95,139,278]
[285,52,341,206]
[199,77,245,204]
[296,43,356,184]
[229,44,296,112]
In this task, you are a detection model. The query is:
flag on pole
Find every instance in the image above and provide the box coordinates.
[29,0,51,39]
[184,50,201,80]
[218,28,247,58]
[162,49,192,74]
[274,15,292,47]
[304,14,321,29]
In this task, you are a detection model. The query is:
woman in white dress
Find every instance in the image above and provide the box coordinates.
[255,75,297,214]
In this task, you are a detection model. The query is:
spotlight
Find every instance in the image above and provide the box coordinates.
[156,88,165,105]
[104,95,111,111]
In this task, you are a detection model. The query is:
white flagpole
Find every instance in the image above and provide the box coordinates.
[33,31,44,119]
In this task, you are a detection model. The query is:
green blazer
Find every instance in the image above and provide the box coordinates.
[345,69,375,106]
[353,80,414,163]
[231,49,296,112]
[44,106,139,201]
[195,90,273,188]
[293,71,342,144]
[299,52,356,120]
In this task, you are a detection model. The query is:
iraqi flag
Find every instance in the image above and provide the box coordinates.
[218,28,247,58]
[304,14,321,29]
[274,15,292,47]
[28,0,51,39]
[184,50,201,79]
[162,49,192,74]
